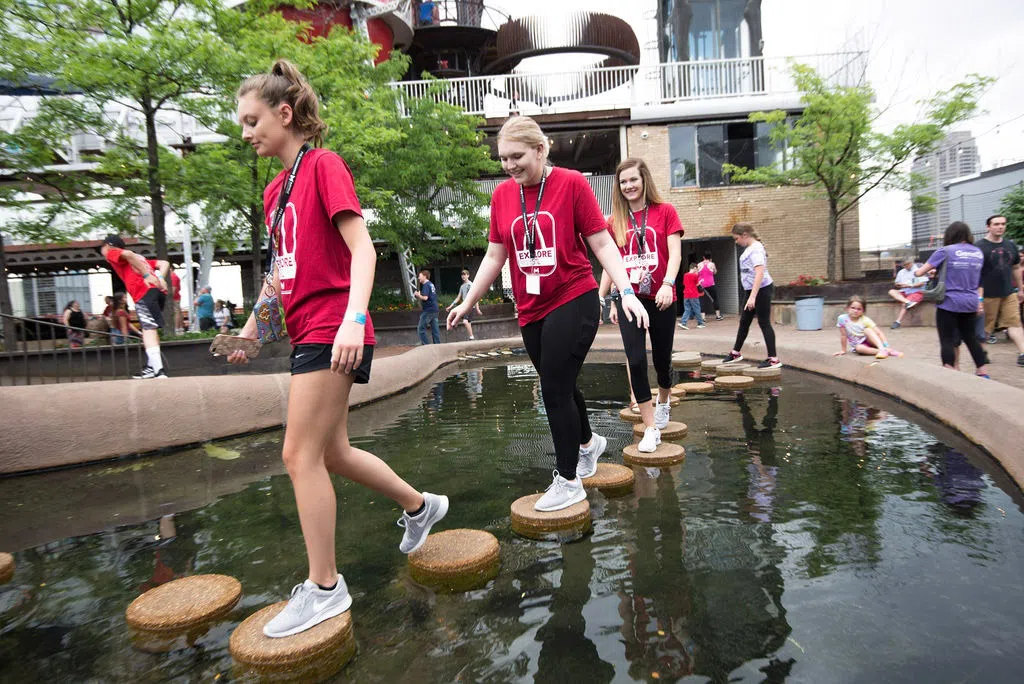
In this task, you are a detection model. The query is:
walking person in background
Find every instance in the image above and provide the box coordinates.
[599,156,682,453]
[678,261,706,330]
[446,269,483,340]
[98,235,170,378]
[170,271,183,333]
[697,251,723,320]
[62,300,86,349]
[727,223,781,368]
[915,221,990,377]
[448,116,648,511]
[977,214,1024,366]
[228,59,448,638]
[416,269,441,344]
[194,286,216,331]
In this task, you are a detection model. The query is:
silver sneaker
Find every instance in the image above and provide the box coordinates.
[638,426,662,453]
[654,401,672,429]
[397,492,449,554]
[577,433,607,479]
[263,575,352,638]
[534,471,586,511]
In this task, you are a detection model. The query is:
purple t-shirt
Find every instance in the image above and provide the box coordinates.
[926,244,984,313]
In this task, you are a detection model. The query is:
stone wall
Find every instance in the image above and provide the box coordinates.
[625,125,863,284]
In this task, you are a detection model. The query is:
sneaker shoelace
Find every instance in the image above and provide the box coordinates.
[544,470,567,494]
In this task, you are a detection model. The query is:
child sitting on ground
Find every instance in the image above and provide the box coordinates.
[834,295,903,359]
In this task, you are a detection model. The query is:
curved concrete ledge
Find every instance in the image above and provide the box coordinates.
[0,337,521,475]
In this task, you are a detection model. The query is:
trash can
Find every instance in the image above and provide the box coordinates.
[794,295,824,331]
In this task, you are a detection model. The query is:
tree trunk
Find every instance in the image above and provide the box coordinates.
[0,231,18,352]
[143,101,174,325]
[249,160,264,308]
[197,240,215,289]
[827,199,838,282]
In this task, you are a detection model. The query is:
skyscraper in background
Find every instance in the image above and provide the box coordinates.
[911,131,979,248]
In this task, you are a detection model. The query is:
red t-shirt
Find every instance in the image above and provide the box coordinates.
[488,167,606,326]
[605,202,684,301]
[171,272,181,302]
[104,248,160,302]
[683,271,701,298]
[263,148,375,346]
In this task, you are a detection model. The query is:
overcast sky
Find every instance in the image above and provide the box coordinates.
[495,0,1024,248]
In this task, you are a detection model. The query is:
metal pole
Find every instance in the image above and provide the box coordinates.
[183,213,197,331]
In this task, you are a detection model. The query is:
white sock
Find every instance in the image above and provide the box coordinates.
[147,347,163,372]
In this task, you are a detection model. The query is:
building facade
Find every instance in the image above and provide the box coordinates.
[941,161,1024,240]
[910,131,980,248]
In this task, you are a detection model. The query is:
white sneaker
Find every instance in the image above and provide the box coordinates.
[654,401,671,429]
[577,433,607,479]
[638,426,661,452]
[263,575,352,638]
[534,471,586,511]
[397,492,449,554]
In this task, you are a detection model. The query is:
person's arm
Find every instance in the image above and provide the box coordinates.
[833,326,847,356]
[655,233,682,310]
[447,243,507,327]
[119,249,167,293]
[333,211,374,374]
[746,265,765,310]
[447,290,463,310]
[1014,262,1024,301]
[63,310,71,326]
[585,230,649,328]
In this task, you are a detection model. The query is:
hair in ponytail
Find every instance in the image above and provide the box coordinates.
[731,222,760,241]
[237,59,327,145]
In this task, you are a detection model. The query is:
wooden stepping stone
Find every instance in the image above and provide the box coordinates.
[618,406,644,423]
[715,375,755,390]
[0,552,13,584]
[408,529,500,592]
[675,381,714,394]
[581,463,635,497]
[126,574,241,633]
[714,363,751,376]
[633,421,687,440]
[230,603,356,681]
[744,366,782,380]
[487,351,500,356]
[623,442,686,467]
[510,494,591,541]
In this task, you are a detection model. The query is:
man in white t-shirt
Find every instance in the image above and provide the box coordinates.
[888,257,929,329]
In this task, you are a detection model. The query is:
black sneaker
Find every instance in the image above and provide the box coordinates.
[1018,353,1024,367]
[727,351,744,362]
[133,366,168,379]
[759,357,782,369]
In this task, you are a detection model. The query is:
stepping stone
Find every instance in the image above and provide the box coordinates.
[675,381,714,394]
[715,375,755,390]
[581,463,635,497]
[618,406,644,423]
[487,351,500,356]
[0,552,13,584]
[510,494,591,541]
[623,442,686,467]
[633,421,687,440]
[744,366,782,380]
[670,386,686,398]
[230,602,356,681]
[700,358,725,371]
[126,574,241,633]
[501,350,513,355]
[714,363,751,376]
[408,529,500,592]
[672,351,702,368]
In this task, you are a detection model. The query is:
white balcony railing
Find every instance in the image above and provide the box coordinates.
[434,174,615,213]
[392,51,867,118]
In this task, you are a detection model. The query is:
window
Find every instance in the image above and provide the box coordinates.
[688,0,747,61]
[669,117,793,188]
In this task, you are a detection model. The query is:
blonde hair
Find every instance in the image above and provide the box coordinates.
[731,222,760,240]
[237,59,327,146]
[610,158,666,248]
[497,116,549,157]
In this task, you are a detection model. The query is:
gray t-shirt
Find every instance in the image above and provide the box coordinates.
[459,281,472,300]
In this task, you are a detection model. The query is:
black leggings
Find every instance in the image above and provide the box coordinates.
[703,284,719,311]
[733,284,777,358]
[936,308,989,369]
[616,297,676,404]
[521,290,600,480]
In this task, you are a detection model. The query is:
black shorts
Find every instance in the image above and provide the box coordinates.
[136,288,166,330]
[290,343,374,383]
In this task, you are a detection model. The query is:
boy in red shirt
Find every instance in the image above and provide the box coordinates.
[679,262,706,330]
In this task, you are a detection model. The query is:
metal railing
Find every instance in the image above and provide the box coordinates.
[392,51,868,117]
[0,313,147,386]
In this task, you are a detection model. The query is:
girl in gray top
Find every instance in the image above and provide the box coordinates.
[447,269,484,339]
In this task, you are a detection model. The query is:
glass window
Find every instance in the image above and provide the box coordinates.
[697,125,725,187]
[688,0,747,61]
[726,122,756,173]
[669,125,697,188]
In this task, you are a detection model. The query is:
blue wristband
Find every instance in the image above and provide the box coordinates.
[344,311,367,325]
[621,286,636,297]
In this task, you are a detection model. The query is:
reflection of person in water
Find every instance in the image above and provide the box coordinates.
[425,381,445,416]
[136,514,197,594]
[838,399,885,458]
[535,542,615,682]
[738,393,779,524]
[922,444,986,514]
[464,369,484,408]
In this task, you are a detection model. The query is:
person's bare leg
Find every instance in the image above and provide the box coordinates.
[141,328,160,351]
[463,320,474,339]
[1007,325,1024,354]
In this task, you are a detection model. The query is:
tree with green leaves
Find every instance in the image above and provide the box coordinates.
[997,183,1024,244]
[725,64,992,281]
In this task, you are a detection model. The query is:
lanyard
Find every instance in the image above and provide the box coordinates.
[518,167,549,259]
[627,204,648,256]
[266,143,310,277]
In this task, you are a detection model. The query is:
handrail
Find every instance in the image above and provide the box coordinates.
[0,312,147,386]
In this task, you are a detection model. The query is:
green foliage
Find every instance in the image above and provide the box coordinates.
[997,183,1024,244]
[724,63,992,280]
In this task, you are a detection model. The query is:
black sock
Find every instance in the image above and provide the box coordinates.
[406,501,426,517]
[317,580,337,591]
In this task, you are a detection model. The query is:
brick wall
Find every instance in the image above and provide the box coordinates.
[625,125,862,284]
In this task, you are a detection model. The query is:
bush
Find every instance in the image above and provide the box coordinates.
[788,274,829,287]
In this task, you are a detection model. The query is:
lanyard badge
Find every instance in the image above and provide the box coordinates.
[518,167,549,266]
[266,143,310,280]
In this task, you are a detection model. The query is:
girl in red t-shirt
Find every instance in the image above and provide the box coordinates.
[598,158,683,453]
[227,60,447,639]
[447,116,649,513]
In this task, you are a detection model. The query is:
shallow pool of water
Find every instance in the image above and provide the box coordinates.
[1,360,1023,683]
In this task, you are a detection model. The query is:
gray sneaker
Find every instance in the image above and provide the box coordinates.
[577,433,607,479]
[397,492,449,554]
[263,575,352,638]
